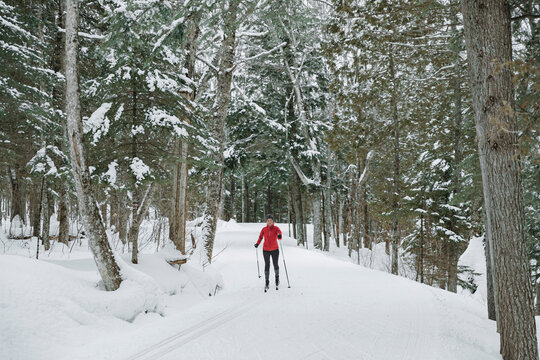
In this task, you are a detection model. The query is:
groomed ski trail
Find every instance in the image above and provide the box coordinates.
[121,223,501,360]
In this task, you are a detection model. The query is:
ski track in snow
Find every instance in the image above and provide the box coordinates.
[125,299,261,360]
[117,223,501,360]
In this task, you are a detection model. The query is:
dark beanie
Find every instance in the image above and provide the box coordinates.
[266,214,274,220]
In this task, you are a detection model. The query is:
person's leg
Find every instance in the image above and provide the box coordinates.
[271,249,280,285]
[263,250,271,286]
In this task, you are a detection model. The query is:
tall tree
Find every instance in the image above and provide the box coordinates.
[64,0,122,291]
[201,0,239,264]
[461,0,538,358]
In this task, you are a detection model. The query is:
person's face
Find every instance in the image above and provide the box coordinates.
[267,218,274,226]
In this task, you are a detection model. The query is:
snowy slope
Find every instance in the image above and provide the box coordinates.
[1,222,503,360]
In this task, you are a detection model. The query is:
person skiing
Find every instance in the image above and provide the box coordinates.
[254,214,282,291]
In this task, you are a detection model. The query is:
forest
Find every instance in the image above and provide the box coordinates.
[1,0,539,359]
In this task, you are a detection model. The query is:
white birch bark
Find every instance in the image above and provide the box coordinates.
[65,0,122,291]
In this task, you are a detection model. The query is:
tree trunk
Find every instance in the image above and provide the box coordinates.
[31,183,41,237]
[241,173,248,222]
[230,174,236,220]
[64,0,122,291]
[389,51,400,276]
[171,13,198,253]
[312,163,323,250]
[462,1,538,358]
[447,18,465,294]
[118,195,128,245]
[9,167,25,238]
[323,150,332,251]
[42,189,51,251]
[536,280,540,316]
[53,0,69,247]
[58,184,69,245]
[100,201,108,228]
[291,171,305,246]
[337,199,343,247]
[485,235,497,321]
[201,0,238,264]
[129,184,154,264]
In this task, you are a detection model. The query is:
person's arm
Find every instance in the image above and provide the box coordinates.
[254,228,264,247]
[277,227,282,240]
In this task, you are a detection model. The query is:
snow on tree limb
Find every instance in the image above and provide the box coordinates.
[288,153,319,187]
[358,150,375,187]
[232,82,266,115]
[237,42,287,64]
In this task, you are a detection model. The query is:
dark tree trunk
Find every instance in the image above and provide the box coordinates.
[58,184,69,245]
[389,51,400,276]
[230,174,236,220]
[42,189,51,251]
[201,0,239,264]
[9,167,26,238]
[485,235,497,321]
[31,183,41,237]
[462,1,538,358]
[242,174,249,222]
[291,171,305,246]
[171,13,198,253]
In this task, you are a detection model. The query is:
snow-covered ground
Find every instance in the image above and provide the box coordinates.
[1,220,507,359]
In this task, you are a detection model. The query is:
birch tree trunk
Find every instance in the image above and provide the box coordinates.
[201,0,239,264]
[64,0,122,291]
[462,1,538,358]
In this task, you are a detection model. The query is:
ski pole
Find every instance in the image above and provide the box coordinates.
[278,240,291,288]
[256,247,261,278]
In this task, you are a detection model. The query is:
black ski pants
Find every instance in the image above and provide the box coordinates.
[263,249,279,280]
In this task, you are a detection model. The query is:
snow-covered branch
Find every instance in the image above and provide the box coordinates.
[57,27,104,40]
[238,42,287,64]
[288,153,320,187]
[358,150,375,187]
[232,82,266,115]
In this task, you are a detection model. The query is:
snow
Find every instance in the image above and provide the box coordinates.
[8,215,24,238]
[84,102,112,144]
[103,160,118,187]
[0,221,514,360]
[130,157,151,184]
[458,235,488,303]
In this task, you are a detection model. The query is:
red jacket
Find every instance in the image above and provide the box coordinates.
[257,225,282,251]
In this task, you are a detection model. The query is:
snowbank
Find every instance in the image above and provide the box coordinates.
[0,243,223,360]
[458,236,487,303]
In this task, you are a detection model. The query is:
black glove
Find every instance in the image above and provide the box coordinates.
[254,243,259,248]
[277,234,282,239]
